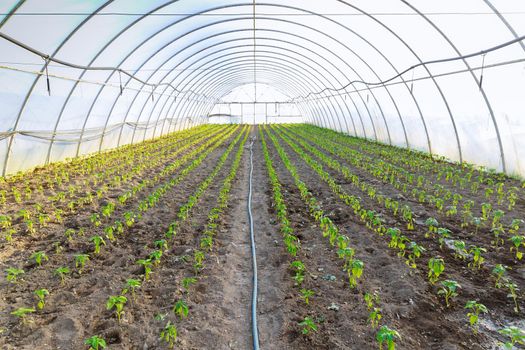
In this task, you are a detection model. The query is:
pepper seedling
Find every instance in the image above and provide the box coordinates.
[160,321,177,348]
[34,288,49,310]
[30,251,48,267]
[54,266,70,285]
[11,307,35,324]
[428,257,445,285]
[106,295,127,322]
[5,267,24,283]
[465,300,488,333]
[438,280,461,307]
[75,254,90,274]
[84,335,107,350]
[300,289,315,305]
[376,325,401,350]
[173,299,189,319]
[298,316,317,335]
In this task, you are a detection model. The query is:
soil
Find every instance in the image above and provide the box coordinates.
[0,124,523,349]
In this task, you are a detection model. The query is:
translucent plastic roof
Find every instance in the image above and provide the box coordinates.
[0,0,524,176]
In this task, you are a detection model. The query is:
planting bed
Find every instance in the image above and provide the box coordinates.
[1,124,524,349]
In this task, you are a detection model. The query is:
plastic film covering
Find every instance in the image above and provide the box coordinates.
[0,0,523,176]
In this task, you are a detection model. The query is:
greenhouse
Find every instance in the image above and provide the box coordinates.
[0,1,524,349]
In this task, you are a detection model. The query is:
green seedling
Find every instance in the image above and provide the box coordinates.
[438,280,461,307]
[30,251,48,267]
[154,239,168,251]
[75,254,90,273]
[300,289,315,305]
[34,288,49,310]
[182,277,197,293]
[298,316,317,335]
[468,246,486,270]
[451,240,467,260]
[368,307,382,328]
[406,241,425,268]
[509,235,525,260]
[137,259,153,281]
[54,266,70,285]
[437,227,452,250]
[364,291,380,310]
[90,213,101,227]
[193,250,205,272]
[505,281,520,313]
[123,278,141,298]
[499,326,525,350]
[160,321,177,348]
[5,267,24,283]
[376,325,401,350]
[103,226,115,242]
[465,300,488,333]
[10,307,35,324]
[64,228,75,241]
[492,264,508,288]
[428,257,445,285]
[149,250,163,266]
[89,235,106,254]
[84,335,107,350]
[173,299,189,319]
[106,295,127,322]
[347,259,364,288]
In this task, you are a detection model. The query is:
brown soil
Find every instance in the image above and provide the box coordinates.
[0,125,523,349]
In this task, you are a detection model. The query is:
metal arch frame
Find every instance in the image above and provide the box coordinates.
[145,37,367,138]
[51,6,409,160]
[2,1,519,174]
[91,18,376,148]
[1,0,115,176]
[5,1,409,171]
[147,29,376,137]
[117,16,387,143]
[481,0,525,53]
[0,0,25,28]
[171,70,314,129]
[183,71,315,127]
[145,33,368,139]
[331,0,462,162]
[172,57,337,132]
[400,0,506,172]
[169,57,334,131]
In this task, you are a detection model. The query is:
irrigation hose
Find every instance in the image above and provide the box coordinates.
[247,135,260,350]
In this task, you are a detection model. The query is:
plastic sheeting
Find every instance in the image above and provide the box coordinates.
[0,0,524,176]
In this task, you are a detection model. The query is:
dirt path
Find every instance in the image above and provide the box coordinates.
[180,130,253,349]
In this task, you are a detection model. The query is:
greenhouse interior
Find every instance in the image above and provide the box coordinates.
[0,1,524,349]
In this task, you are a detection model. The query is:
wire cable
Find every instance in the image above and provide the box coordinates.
[247,134,260,350]
[287,34,525,103]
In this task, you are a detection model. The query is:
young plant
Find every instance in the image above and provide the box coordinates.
[5,267,24,283]
[492,264,508,288]
[182,277,197,293]
[505,281,520,313]
[160,321,177,348]
[106,295,127,322]
[465,300,488,333]
[137,259,153,281]
[34,288,49,310]
[451,240,467,260]
[64,228,75,241]
[123,278,141,298]
[75,254,90,273]
[427,257,445,284]
[173,299,189,319]
[89,235,106,254]
[509,235,525,260]
[54,266,70,285]
[90,213,101,227]
[406,241,425,268]
[347,259,364,288]
[437,227,452,250]
[290,260,306,286]
[368,307,382,328]
[84,335,107,350]
[10,307,35,324]
[300,289,315,305]
[30,251,49,267]
[468,246,486,270]
[364,291,380,310]
[298,316,318,335]
[499,326,525,350]
[376,325,401,350]
[438,280,461,307]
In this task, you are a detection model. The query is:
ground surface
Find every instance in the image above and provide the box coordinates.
[0,124,524,349]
